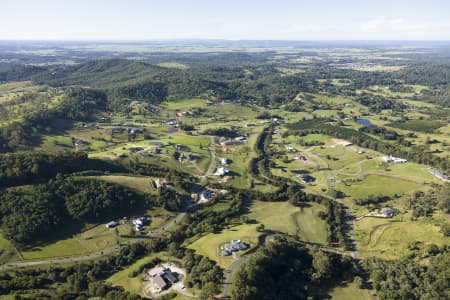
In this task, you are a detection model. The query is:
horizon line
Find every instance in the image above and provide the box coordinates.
[1,38,450,43]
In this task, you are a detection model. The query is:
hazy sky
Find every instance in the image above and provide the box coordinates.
[1,0,450,40]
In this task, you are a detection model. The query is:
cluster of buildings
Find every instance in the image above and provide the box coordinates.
[218,136,248,146]
[367,207,395,218]
[148,266,180,293]
[285,145,298,152]
[382,155,407,163]
[105,216,150,231]
[132,217,149,231]
[221,240,249,256]
[215,167,229,176]
[178,153,195,162]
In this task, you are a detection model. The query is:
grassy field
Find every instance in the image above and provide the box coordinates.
[357,216,449,259]
[387,120,446,133]
[329,281,372,300]
[20,224,131,260]
[336,174,425,200]
[187,224,262,269]
[93,175,155,194]
[247,201,328,245]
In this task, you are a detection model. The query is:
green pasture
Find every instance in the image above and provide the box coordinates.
[91,175,155,194]
[187,224,262,269]
[329,281,372,300]
[247,201,328,245]
[336,174,424,200]
[20,224,130,260]
[356,215,449,259]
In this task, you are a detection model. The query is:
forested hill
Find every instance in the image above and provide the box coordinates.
[0,64,45,82]
[30,58,312,106]
[32,59,170,88]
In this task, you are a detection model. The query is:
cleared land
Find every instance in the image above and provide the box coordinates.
[93,175,154,194]
[329,281,372,300]
[187,224,262,269]
[247,201,328,245]
[356,215,448,259]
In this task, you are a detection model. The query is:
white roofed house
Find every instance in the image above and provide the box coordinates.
[379,207,395,218]
[285,145,297,152]
[382,155,407,163]
[106,221,118,228]
[215,167,229,176]
[166,119,178,126]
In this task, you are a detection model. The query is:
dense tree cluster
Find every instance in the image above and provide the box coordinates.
[108,80,168,111]
[407,191,438,218]
[0,177,148,245]
[0,151,89,188]
[355,93,405,113]
[183,251,223,298]
[232,237,354,300]
[201,127,240,138]
[363,251,450,300]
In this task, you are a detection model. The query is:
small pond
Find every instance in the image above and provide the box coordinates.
[356,119,372,126]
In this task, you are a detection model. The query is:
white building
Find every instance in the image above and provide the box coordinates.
[106,221,118,228]
[215,167,229,176]
[382,155,407,163]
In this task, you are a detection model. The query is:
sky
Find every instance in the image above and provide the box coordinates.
[1,0,450,40]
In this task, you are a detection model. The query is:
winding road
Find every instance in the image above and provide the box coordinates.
[220,255,250,299]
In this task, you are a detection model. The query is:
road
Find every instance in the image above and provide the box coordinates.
[303,149,335,187]
[204,136,217,177]
[0,213,186,271]
[220,255,250,299]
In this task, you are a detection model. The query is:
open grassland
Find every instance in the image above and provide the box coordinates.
[20,224,130,260]
[387,119,446,133]
[163,97,207,110]
[247,201,328,245]
[355,208,450,260]
[388,163,437,181]
[187,224,262,269]
[329,281,372,300]
[93,175,154,194]
[336,174,425,200]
